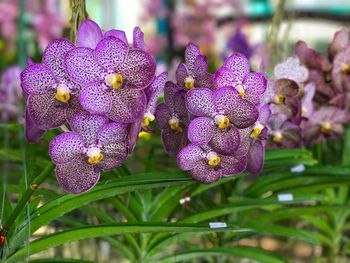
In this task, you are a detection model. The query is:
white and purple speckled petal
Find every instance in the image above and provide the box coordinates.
[243,72,267,97]
[116,49,156,89]
[227,99,259,129]
[43,38,75,78]
[223,52,250,82]
[77,19,103,49]
[79,83,111,115]
[27,92,66,129]
[70,112,109,145]
[56,157,100,194]
[95,36,128,71]
[162,129,188,156]
[25,108,46,143]
[177,143,204,170]
[98,122,128,145]
[185,43,200,74]
[213,86,241,113]
[49,132,84,164]
[258,104,271,125]
[146,72,168,114]
[155,103,171,130]
[176,63,189,86]
[188,117,215,145]
[106,88,147,123]
[99,142,128,170]
[65,47,105,85]
[210,126,240,155]
[186,88,215,117]
[193,55,209,79]
[213,66,240,89]
[190,161,222,183]
[21,64,56,95]
[221,154,248,176]
[133,26,147,51]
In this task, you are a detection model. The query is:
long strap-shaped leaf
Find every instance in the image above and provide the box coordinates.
[5,223,252,263]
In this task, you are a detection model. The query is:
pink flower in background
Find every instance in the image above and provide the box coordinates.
[0,0,18,46]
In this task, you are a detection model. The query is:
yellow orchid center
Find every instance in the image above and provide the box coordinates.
[274,94,285,105]
[320,122,332,134]
[138,131,152,140]
[87,147,104,165]
[235,84,245,97]
[141,113,155,128]
[272,131,284,142]
[341,63,350,74]
[55,84,71,103]
[215,115,230,129]
[184,76,195,90]
[250,123,264,138]
[207,152,221,167]
[106,73,123,89]
[301,106,308,117]
[168,117,183,132]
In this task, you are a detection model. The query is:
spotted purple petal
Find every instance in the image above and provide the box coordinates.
[177,144,204,170]
[133,26,147,51]
[155,103,171,130]
[65,47,105,85]
[95,36,128,71]
[210,126,240,155]
[21,64,56,95]
[221,154,248,176]
[98,122,128,145]
[213,66,240,89]
[70,112,109,145]
[77,19,103,49]
[79,83,111,115]
[176,63,189,87]
[43,38,75,78]
[193,55,209,79]
[188,117,214,145]
[185,43,200,74]
[56,157,100,194]
[116,49,156,89]
[185,88,215,117]
[223,52,249,82]
[146,72,168,114]
[162,129,188,156]
[106,88,147,123]
[25,108,46,143]
[49,132,84,164]
[27,92,66,129]
[243,72,267,98]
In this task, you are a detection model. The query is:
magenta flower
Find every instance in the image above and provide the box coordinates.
[176,43,213,91]
[155,82,189,156]
[177,144,247,184]
[65,34,156,123]
[302,106,350,146]
[49,112,128,194]
[213,52,267,104]
[21,38,79,138]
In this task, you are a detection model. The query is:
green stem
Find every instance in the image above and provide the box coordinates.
[4,163,54,231]
[69,0,88,43]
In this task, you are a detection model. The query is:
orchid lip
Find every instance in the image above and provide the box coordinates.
[235,84,245,97]
[86,146,104,165]
[250,122,264,138]
[206,151,221,167]
[54,83,71,104]
[105,73,124,89]
[272,131,283,142]
[320,122,332,133]
[141,112,155,127]
[184,76,195,90]
[214,114,230,129]
[168,116,183,132]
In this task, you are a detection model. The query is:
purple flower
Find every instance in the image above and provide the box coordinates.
[49,112,128,194]
[225,25,253,59]
[128,72,168,153]
[0,65,21,119]
[273,56,308,84]
[267,113,302,149]
[65,29,156,123]
[301,83,315,119]
[21,38,79,140]
[237,104,271,174]
[213,52,267,104]
[177,143,247,184]
[155,82,189,156]
[176,43,213,91]
[186,86,259,130]
[302,106,350,146]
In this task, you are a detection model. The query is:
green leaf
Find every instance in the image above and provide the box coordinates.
[5,223,251,263]
[157,247,288,263]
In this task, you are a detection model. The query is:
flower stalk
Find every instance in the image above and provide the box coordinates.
[69,0,88,43]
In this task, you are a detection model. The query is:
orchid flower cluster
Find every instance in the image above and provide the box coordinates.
[20,18,271,193]
[264,28,350,149]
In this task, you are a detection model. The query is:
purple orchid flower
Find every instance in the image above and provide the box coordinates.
[49,112,128,194]
[177,143,247,184]
[127,72,168,153]
[301,82,315,119]
[0,65,22,119]
[155,81,189,156]
[224,25,253,59]
[65,28,156,123]
[213,52,267,104]
[273,56,308,84]
[176,43,213,91]
[21,38,79,141]
[267,113,302,149]
[236,104,271,174]
[185,86,259,127]
[302,106,350,146]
